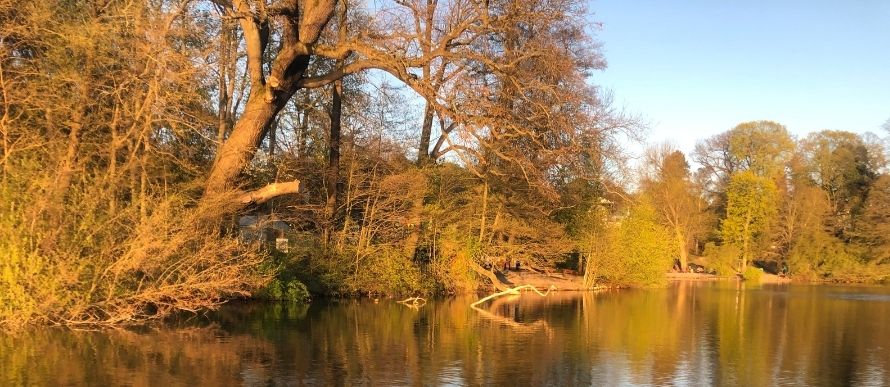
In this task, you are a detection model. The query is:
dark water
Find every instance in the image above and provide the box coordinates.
[2,282,890,386]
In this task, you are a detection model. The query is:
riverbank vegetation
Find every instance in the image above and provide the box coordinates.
[0,0,888,326]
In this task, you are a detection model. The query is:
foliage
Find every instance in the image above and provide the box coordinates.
[800,130,880,237]
[693,121,794,214]
[258,278,311,303]
[639,145,712,270]
[0,0,269,327]
[0,188,270,328]
[586,200,676,287]
[742,266,763,282]
[857,175,890,264]
[725,121,795,179]
[720,171,779,272]
[692,123,890,282]
[702,243,741,277]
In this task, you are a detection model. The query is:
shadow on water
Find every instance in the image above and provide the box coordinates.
[1,282,889,386]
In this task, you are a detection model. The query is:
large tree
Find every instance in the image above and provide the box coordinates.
[204,0,617,207]
[640,145,710,271]
[693,120,794,214]
[799,130,882,238]
[858,175,890,264]
[721,171,779,273]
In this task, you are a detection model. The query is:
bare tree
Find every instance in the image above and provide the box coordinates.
[640,144,710,271]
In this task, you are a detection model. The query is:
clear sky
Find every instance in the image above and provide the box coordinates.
[590,0,890,155]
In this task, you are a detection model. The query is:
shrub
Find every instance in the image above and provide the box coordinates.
[0,188,271,328]
[586,200,675,287]
[703,243,741,277]
[743,266,763,282]
[258,278,310,303]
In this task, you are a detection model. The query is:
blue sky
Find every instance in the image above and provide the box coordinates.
[590,0,890,155]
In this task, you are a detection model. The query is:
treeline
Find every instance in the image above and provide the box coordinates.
[0,0,886,327]
[636,121,890,282]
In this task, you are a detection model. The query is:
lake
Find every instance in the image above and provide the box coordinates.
[1,281,889,386]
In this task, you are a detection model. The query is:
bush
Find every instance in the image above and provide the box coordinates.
[258,278,310,303]
[586,200,675,287]
[703,243,741,277]
[743,266,763,282]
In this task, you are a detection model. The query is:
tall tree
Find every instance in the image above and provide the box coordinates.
[204,0,340,202]
[203,0,618,208]
[694,120,794,214]
[799,130,880,238]
[857,175,890,264]
[721,171,779,273]
[640,145,710,271]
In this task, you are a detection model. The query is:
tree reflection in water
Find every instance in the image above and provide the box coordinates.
[1,282,889,386]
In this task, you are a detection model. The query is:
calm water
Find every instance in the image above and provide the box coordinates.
[2,281,889,386]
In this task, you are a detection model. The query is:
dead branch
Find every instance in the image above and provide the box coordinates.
[396,296,427,309]
[237,180,301,205]
[470,284,557,308]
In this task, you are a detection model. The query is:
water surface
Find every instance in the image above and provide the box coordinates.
[2,281,889,386]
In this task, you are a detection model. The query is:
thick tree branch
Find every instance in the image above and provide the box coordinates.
[231,0,265,87]
[237,180,301,205]
[430,121,457,159]
[294,60,378,88]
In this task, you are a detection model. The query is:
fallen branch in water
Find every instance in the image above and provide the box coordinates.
[397,297,427,309]
[470,284,557,308]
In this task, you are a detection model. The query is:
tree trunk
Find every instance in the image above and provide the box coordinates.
[675,228,688,271]
[216,19,232,149]
[324,79,343,243]
[204,86,297,196]
[741,207,752,273]
[204,0,336,199]
[297,95,310,159]
[479,181,489,243]
[268,117,278,158]
[469,260,510,292]
[416,103,434,166]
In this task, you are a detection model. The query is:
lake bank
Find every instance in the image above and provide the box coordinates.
[490,269,794,292]
[666,272,794,284]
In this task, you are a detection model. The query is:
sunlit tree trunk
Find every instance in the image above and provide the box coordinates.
[478,181,489,243]
[675,228,688,271]
[417,103,434,166]
[204,0,337,200]
[324,79,342,244]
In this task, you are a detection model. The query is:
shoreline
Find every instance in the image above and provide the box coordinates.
[667,272,793,284]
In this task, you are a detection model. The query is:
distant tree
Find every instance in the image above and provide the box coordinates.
[799,130,881,238]
[693,120,793,216]
[721,171,779,273]
[640,144,710,271]
[725,121,795,179]
[857,175,890,264]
